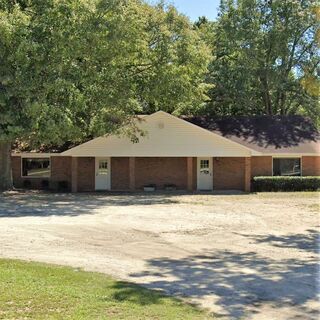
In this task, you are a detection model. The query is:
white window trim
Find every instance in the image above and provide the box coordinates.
[272,156,302,177]
[21,156,51,179]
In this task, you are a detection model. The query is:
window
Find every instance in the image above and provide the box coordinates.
[200,159,210,174]
[273,158,301,176]
[22,158,50,177]
[200,160,209,169]
[98,160,108,175]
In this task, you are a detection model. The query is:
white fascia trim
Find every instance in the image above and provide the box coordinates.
[62,116,149,156]
[61,138,99,155]
[62,110,261,156]
[11,153,60,157]
[257,153,319,157]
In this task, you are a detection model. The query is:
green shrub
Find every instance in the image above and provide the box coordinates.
[252,176,320,192]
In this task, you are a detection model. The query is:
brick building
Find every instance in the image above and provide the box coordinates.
[12,111,320,192]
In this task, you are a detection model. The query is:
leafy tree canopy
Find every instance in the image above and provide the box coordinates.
[204,0,319,122]
[0,0,210,148]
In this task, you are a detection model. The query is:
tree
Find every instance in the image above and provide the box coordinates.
[0,0,210,189]
[205,0,319,120]
[194,16,210,29]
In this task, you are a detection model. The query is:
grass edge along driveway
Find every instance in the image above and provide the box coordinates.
[0,259,212,320]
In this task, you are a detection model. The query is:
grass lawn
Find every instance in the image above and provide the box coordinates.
[0,259,211,320]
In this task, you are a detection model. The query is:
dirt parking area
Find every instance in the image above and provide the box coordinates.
[0,191,319,319]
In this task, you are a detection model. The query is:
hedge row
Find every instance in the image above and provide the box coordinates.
[252,176,320,192]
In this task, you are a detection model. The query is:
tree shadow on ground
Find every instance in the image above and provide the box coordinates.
[130,235,319,318]
[109,281,168,306]
[0,190,245,218]
[0,192,179,218]
[238,229,320,254]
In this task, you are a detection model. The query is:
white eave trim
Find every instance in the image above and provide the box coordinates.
[62,111,260,157]
[11,153,61,157]
[254,153,319,157]
[13,152,319,158]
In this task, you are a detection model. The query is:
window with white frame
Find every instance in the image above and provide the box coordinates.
[98,160,108,175]
[273,158,301,176]
[22,158,51,177]
[200,159,210,174]
[200,159,209,169]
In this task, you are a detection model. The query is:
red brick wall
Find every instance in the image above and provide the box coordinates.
[251,156,272,177]
[12,156,22,188]
[50,156,72,190]
[13,155,318,192]
[135,157,188,190]
[111,157,130,190]
[192,157,197,190]
[302,156,320,176]
[12,156,72,190]
[11,156,49,189]
[250,156,320,177]
[213,157,246,190]
[77,157,95,192]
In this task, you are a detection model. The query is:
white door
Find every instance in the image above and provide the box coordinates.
[95,157,111,190]
[197,157,213,190]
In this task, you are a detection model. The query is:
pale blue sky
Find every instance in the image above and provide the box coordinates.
[146,0,221,21]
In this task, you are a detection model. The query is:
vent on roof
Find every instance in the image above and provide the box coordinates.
[158,122,164,129]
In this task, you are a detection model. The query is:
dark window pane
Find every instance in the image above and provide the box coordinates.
[273,158,301,176]
[22,158,50,177]
[273,158,281,176]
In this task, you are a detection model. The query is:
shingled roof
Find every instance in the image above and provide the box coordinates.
[182,115,320,154]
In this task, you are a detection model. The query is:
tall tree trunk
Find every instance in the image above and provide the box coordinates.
[0,141,13,191]
[279,91,287,115]
[260,74,273,115]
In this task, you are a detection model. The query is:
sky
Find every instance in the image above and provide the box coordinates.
[146,0,221,21]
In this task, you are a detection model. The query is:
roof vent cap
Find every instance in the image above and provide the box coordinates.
[158,122,164,129]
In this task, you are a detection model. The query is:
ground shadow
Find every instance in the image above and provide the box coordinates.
[0,192,180,218]
[130,237,319,318]
[238,229,320,254]
[0,190,246,218]
[109,281,168,306]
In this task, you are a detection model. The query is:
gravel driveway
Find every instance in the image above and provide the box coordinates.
[0,191,319,319]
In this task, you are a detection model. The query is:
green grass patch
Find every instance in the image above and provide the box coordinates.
[0,259,211,319]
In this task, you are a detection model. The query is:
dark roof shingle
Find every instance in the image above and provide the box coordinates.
[183,115,320,154]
